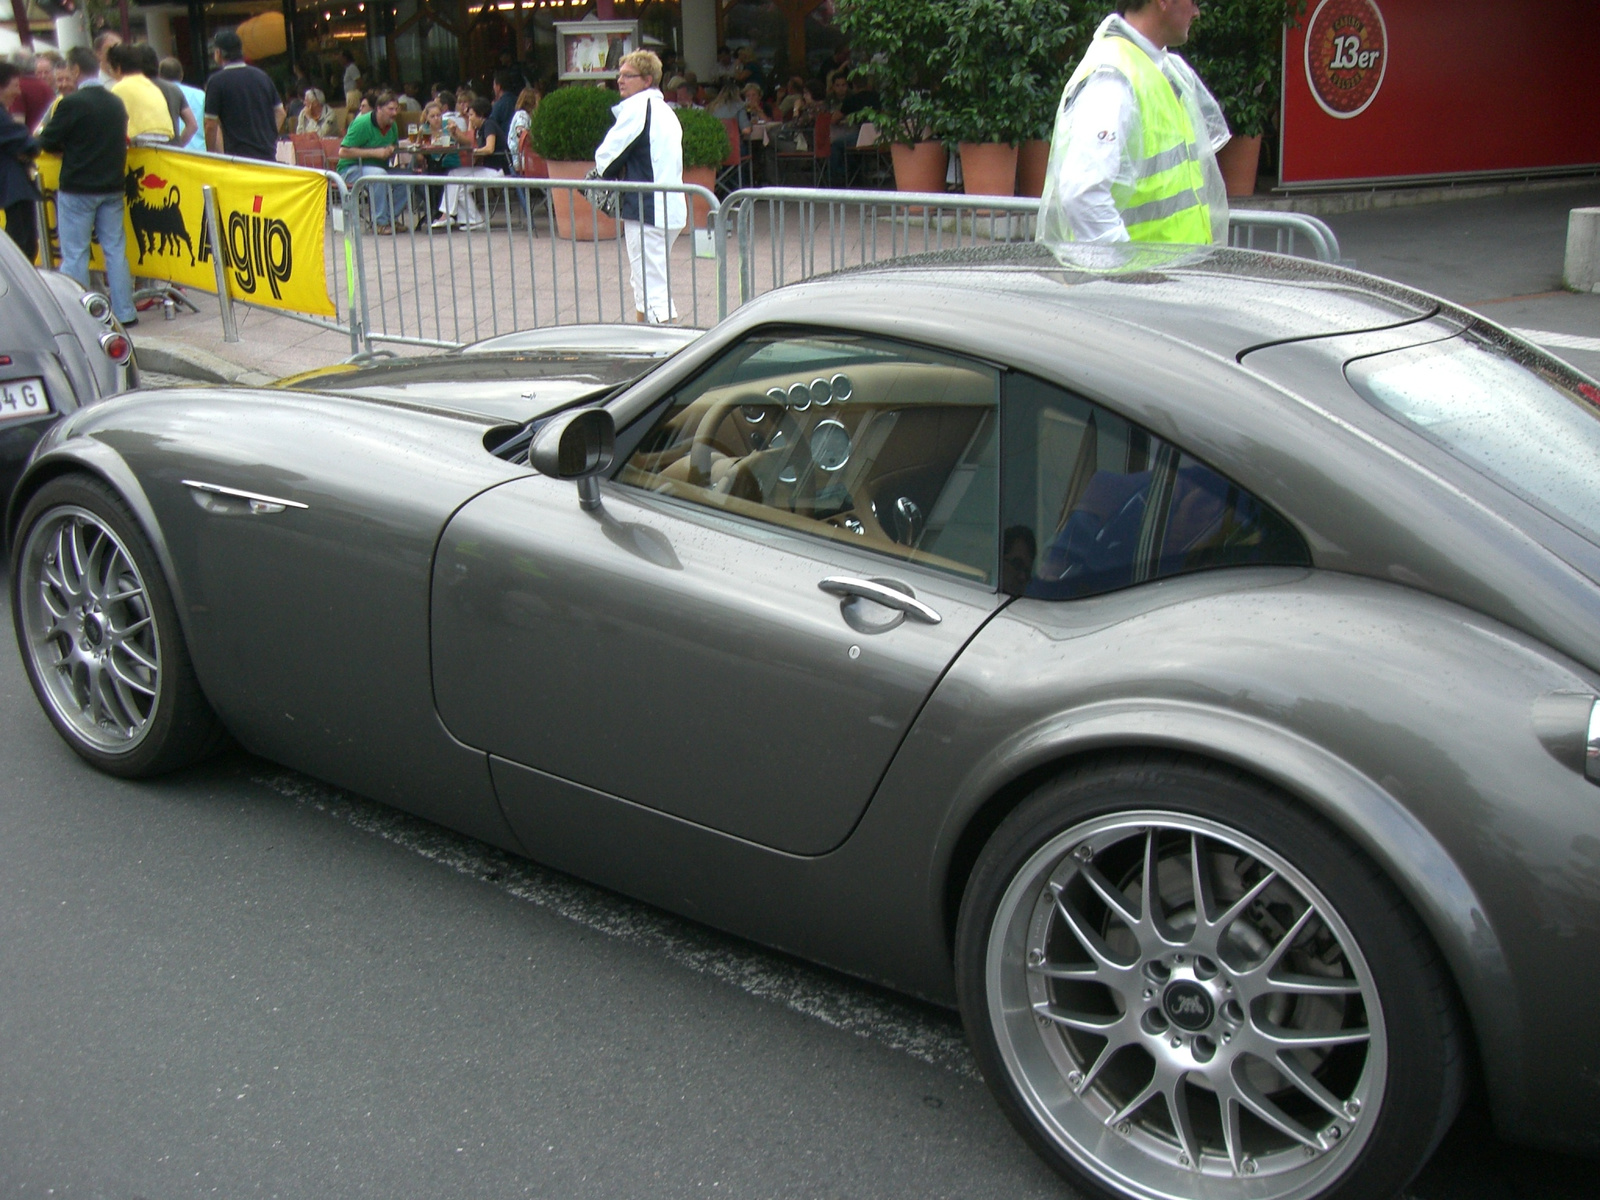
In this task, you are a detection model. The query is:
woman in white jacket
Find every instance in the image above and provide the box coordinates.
[592,51,686,324]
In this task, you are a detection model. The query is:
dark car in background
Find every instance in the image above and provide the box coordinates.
[0,229,136,506]
[9,244,1600,1200]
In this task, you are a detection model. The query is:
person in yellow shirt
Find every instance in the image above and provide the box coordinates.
[105,42,175,142]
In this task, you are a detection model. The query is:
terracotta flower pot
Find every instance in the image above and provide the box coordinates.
[1016,139,1050,199]
[684,165,716,230]
[891,141,948,193]
[890,141,948,215]
[1215,134,1263,198]
[545,159,618,241]
[959,142,1019,198]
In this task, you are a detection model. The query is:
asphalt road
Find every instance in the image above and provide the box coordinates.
[5,186,1599,1197]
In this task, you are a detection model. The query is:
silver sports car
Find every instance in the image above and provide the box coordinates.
[8,244,1600,1200]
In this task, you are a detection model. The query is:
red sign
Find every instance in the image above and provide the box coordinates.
[1280,0,1600,187]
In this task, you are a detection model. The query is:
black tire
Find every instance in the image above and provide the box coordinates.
[10,473,226,777]
[954,752,1464,1200]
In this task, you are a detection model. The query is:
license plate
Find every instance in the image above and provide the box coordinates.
[0,377,52,423]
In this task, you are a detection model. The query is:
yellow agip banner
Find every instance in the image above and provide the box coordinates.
[36,146,335,318]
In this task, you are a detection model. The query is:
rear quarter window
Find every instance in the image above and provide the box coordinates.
[1001,373,1309,598]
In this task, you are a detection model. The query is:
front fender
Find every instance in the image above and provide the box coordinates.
[6,436,191,646]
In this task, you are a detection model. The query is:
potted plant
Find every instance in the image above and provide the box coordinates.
[1184,0,1307,196]
[530,83,619,239]
[932,0,1086,198]
[835,0,951,195]
[1016,1,1099,197]
[676,107,730,229]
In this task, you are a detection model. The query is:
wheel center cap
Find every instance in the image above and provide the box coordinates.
[1162,981,1214,1032]
[83,613,107,647]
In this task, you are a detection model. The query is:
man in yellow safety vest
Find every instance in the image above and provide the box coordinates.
[1037,0,1231,247]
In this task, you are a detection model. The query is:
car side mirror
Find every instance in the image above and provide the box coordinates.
[531,407,615,511]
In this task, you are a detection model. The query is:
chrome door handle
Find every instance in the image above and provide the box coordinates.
[818,576,942,625]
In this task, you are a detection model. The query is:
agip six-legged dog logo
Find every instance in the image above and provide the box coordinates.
[124,167,196,266]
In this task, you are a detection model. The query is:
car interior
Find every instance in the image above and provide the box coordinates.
[617,334,1002,586]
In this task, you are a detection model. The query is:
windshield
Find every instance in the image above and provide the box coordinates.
[1347,335,1600,545]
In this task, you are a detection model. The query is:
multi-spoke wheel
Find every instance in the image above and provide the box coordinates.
[956,757,1463,1200]
[11,475,224,776]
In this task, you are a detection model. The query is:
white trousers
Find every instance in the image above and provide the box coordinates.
[440,167,502,223]
[624,219,682,323]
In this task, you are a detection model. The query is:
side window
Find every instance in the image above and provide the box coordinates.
[1001,374,1309,598]
[617,331,1001,585]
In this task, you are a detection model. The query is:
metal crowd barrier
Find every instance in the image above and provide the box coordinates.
[342,174,719,353]
[1225,209,1342,262]
[711,187,1343,316]
[337,181,1340,355]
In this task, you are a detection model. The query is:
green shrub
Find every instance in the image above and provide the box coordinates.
[835,0,950,144]
[933,0,1093,144]
[1185,0,1307,137]
[677,107,731,169]
[531,84,618,161]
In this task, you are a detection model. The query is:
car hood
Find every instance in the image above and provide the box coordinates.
[273,350,665,423]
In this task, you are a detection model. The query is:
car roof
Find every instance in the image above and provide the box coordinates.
[804,243,1446,360]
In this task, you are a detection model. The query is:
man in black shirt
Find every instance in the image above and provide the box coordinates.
[36,47,137,324]
[203,30,283,161]
[488,69,519,138]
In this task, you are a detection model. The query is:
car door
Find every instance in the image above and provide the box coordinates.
[432,329,1008,855]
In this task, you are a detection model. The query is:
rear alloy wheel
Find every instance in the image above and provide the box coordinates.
[11,475,223,776]
[955,757,1462,1200]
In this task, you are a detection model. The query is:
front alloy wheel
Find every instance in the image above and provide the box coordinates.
[12,474,225,776]
[19,503,163,752]
[957,758,1462,1200]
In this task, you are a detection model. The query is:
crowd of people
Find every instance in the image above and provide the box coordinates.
[3,28,902,331]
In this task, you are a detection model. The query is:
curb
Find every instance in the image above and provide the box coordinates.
[133,335,278,388]
[1235,174,1600,217]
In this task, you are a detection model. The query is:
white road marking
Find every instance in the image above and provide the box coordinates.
[252,770,978,1078]
[1510,328,1600,354]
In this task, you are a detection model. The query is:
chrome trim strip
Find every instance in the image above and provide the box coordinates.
[181,480,309,510]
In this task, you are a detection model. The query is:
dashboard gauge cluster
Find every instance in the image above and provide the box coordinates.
[743,373,859,473]
[761,372,853,413]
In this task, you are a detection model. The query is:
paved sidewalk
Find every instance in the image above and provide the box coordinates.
[131,181,1600,384]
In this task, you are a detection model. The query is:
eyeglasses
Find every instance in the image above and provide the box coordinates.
[617,71,642,81]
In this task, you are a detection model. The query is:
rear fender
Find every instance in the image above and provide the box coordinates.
[935,699,1524,1133]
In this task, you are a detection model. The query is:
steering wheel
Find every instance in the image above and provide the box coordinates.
[689,393,768,485]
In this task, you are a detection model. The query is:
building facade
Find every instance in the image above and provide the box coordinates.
[4,0,844,97]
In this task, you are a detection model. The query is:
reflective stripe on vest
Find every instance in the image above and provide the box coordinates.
[1065,33,1212,244]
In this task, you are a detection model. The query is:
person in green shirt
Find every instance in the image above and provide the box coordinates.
[339,92,410,233]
